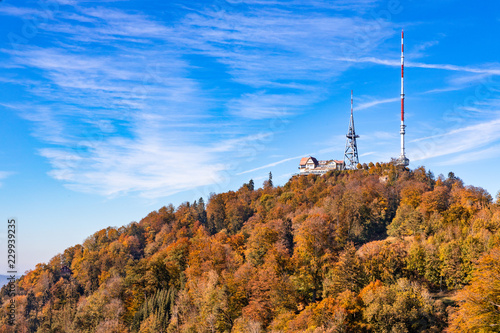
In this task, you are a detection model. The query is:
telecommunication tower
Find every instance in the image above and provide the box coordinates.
[397,29,409,166]
[344,90,359,170]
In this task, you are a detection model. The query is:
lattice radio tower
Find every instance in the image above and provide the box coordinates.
[344,90,359,170]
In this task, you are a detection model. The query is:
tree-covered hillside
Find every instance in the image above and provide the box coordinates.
[2,163,500,332]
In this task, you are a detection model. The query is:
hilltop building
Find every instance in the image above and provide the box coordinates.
[298,157,345,175]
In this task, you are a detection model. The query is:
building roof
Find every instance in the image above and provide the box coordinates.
[299,156,318,166]
[333,160,345,164]
[299,157,308,165]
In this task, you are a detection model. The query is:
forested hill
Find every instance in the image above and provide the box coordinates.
[2,163,500,332]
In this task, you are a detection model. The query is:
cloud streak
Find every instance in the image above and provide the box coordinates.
[338,57,500,75]
[0,172,13,187]
[0,1,455,198]
[411,118,500,164]
[237,154,306,175]
[356,97,399,111]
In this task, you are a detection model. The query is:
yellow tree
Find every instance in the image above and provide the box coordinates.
[449,247,500,332]
[323,243,364,298]
[361,279,444,332]
[292,210,334,303]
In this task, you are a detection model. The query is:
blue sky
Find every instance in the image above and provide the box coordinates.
[0,0,499,273]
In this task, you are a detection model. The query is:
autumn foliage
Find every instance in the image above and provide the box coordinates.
[1,164,499,332]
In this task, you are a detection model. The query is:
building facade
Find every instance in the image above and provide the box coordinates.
[298,157,345,175]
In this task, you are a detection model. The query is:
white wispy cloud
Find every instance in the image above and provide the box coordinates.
[0,1,397,198]
[338,56,500,75]
[337,57,399,66]
[422,72,495,95]
[40,138,226,198]
[409,61,500,75]
[227,92,307,119]
[176,8,393,117]
[5,0,498,197]
[438,145,500,166]
[422,86,470,94]
[3,13,228,198]
[0,172,13,187]
[406,39,440,60]
[277,172,295,180]
[411,118,500,163]
[356,97,399,111]
[225,0,379,11]
[372,131,396,140]
[0,5,49,17]
[237,154,306,175]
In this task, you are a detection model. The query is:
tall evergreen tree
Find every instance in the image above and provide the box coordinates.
[264,172,273,189]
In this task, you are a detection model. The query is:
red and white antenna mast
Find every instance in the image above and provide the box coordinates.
[398,29,409,166]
